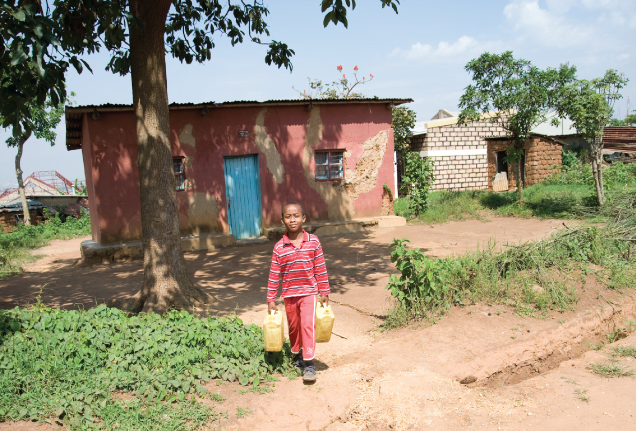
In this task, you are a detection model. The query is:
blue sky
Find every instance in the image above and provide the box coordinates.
[1,0,635,189]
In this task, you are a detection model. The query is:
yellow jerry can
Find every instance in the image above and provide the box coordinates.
[315,302,335,343]
[263,310,285,352]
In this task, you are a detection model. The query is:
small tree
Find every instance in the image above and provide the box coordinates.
[293,65,374,99]
[457,51,576,205]
[401,152,434,216]
[555,70,628,205]
[392,105,416,165]
[0,72,67,226]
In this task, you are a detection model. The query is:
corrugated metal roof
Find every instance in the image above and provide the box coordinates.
[0,198,44,212]
[66,97,413,151]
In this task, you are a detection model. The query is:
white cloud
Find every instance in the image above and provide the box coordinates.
[503,0,592,48]
[390,36,503,62]
[503,0,636,49]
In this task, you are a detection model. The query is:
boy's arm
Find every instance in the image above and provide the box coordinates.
[267,249,281,308]
[313,242,331,301]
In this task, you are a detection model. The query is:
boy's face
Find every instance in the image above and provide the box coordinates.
[281,204,305,234]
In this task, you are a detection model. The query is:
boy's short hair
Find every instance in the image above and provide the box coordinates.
[281,201,305,218]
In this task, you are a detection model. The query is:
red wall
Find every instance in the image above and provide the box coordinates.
[81,103,395,244]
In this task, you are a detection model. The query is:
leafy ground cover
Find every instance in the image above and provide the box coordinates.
[0,212,91,277]
[0,304,294,429]
[384,192,636,328]
[395,161,636,223]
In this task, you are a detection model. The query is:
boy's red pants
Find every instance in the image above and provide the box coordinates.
[284,295,316,361]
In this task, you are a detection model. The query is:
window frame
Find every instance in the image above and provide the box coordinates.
[173,157,186,191]
[314,149,346,182]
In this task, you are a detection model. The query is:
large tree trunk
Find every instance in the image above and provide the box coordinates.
[590,136,605,206]
[121,0,215,313]
[15,137,31,226]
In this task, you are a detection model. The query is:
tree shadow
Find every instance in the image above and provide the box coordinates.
[0,230,399,322]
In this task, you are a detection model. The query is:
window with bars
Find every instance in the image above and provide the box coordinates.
[315,150,345,181]
[173,157,185,191]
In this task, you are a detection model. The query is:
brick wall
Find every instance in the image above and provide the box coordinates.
[487,136,562,190]
[0,209,42,233]
[409,118,508,191]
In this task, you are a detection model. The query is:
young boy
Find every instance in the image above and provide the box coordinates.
[267,201,330,382]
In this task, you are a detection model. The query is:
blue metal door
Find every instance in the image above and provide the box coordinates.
[223,155,262,239]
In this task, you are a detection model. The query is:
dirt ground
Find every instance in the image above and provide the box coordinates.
[2,217,636,431]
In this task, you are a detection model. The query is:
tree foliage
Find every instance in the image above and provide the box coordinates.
[554,69,628,205]
[392,105,416,162]
[401,152,434,216]
[457,51,576,204]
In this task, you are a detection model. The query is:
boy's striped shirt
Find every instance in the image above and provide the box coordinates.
[267,230,331,302]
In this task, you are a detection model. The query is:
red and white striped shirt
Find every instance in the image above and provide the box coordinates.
[267,230,331,302]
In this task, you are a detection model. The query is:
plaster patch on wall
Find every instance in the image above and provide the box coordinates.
[183,156,194,168]
[187,192,219,234]
[179,124,196,148]
[302,107,388,221]
[254,109,285,184]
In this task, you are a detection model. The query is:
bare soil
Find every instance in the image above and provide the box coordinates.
[2,217,636,431]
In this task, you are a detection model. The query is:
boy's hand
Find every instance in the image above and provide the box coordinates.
[268,301,278,313]
[321,294,329,306]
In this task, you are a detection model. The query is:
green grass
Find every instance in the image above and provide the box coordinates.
[395,162,636,224]
[0,212,91,277]
[586,361,635,378]
[0,305,294,429]
[612,346,636,358]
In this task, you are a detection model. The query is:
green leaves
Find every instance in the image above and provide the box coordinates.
[401,152,435,215]
[392,106,417,161]
[322,0,398,27]
[386,238,467,311]
[0,306,294,429]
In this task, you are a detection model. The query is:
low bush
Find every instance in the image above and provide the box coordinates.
[0,305,294,429]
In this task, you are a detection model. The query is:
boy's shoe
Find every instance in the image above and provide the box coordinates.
[293,352,305,370]
[303,363,316,382]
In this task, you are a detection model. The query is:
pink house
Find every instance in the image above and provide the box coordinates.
[66,99,410,247]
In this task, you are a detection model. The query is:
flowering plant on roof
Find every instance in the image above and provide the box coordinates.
[292,65,374,100]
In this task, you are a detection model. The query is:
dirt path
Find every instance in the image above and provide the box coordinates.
[2,217,636,430]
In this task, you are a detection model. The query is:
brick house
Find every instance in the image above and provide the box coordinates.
[409,110,580,191]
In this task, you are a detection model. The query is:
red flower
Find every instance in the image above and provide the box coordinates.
[337,65,343,71]
[343,74,345,79]
[354,65,359,71]
[363,76,365,80]
[370,73,374,78]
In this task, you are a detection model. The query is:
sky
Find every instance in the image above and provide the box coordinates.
[1,0,635,190]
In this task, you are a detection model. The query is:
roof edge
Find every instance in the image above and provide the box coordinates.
[65,98,413,114]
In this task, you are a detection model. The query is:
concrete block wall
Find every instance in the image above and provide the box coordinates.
[432,154,489,190]
[409,119,508,191]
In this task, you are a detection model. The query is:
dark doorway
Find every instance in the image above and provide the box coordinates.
[496,151,508,173]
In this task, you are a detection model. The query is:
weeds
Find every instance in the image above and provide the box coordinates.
[0,305,294,429]
[236,406,250,418]
[574,388,590,403]
[586,361,634,378]
[384,200,636,328]
[612,346,636,358]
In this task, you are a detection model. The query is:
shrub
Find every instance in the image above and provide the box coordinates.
[400,152,435,216]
